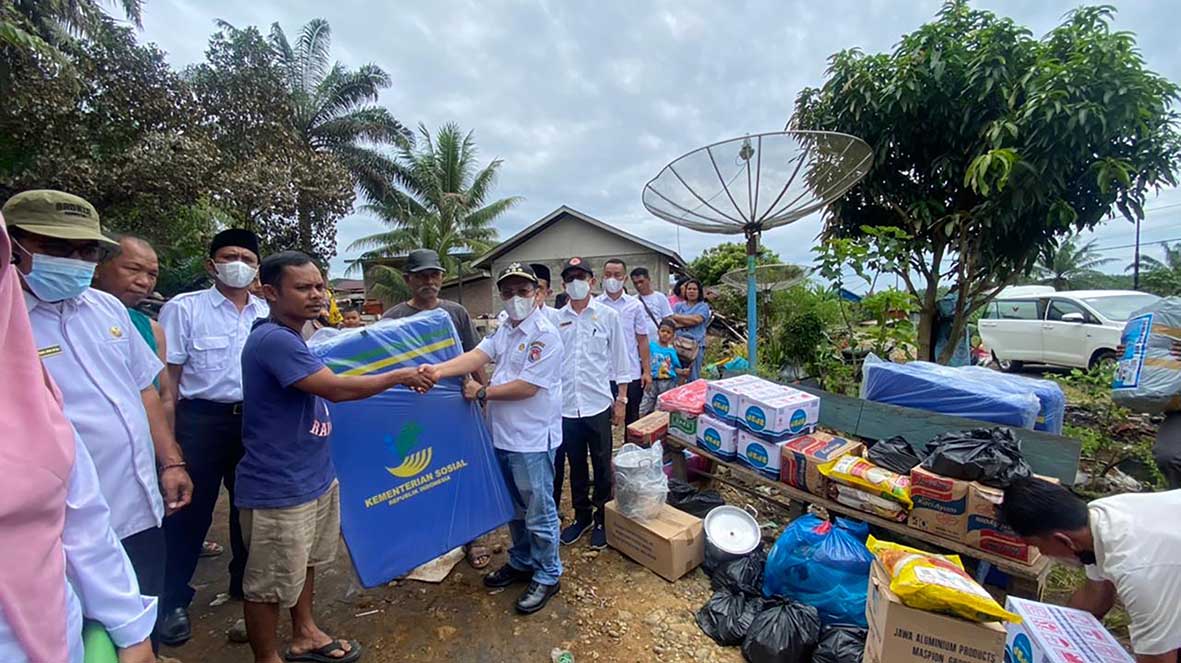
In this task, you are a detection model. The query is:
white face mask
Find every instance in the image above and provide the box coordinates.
[504,295,535,321]
[565,278,591,301]
[215,260,258,289]
[603,277,624,294]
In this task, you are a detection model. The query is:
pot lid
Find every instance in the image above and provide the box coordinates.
[703,505,760,555]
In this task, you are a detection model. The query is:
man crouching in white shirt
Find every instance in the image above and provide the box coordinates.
[1002,479,1181,663]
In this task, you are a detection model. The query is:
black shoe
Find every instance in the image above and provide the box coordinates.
[560,519,593,545]
[483,563,533,589]
[515,581,561,614]
[156,607,192,646]
[590,524,608,550]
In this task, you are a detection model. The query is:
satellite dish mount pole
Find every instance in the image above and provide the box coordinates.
[746,228,759,370]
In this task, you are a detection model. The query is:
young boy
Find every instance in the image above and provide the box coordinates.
[639,317,686,415]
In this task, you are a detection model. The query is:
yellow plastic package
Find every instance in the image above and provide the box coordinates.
[818,454,913,509]
[866,536,1021,624]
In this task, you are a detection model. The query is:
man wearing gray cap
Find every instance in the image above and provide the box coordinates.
[5,189,192,652]
[382,247,491,569]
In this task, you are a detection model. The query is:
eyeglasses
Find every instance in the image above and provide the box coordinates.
[16,238,106,263]
[561,273,590,284]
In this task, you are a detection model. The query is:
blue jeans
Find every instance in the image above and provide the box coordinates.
[495,448,563,586]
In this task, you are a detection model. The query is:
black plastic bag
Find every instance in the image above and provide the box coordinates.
[741,597,822,663]
[696,590,767,646]
[922,427,1032,488]
[812,626,866,663]
[667,478,725,518]
[711,549,767,597]
[866,436,924,474]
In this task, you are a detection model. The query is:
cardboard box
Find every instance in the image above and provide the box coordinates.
[966,482,1042,565]
[865,561,1006,663]
[704,374,763,423]
[736,430,790,479]
[626,410,669,446]
[604,500,704,581]
[737,385,820,441]
[667,411,699,445]
[1004,596,1135,663]
[908,466,971,540]
[696,413,739,461]
[779,432,864,496]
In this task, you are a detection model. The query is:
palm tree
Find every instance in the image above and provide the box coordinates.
[349,123,520,303]
[1033,238,1114,290]
[264,19,410,251]
[1,0,142,63]
[1127,242,1181,295]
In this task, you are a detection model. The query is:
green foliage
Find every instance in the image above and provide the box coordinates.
[365,264,411,307]
[687,242,780,286]
[859,288,917,358]
[0,0,143,76]
[794,2,1181,363]
[1033,238,1115,290]
[1128,242,1181,296]
[349,122,517,291]
[1052,364,1164,489]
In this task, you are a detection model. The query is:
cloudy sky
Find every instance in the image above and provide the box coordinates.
[139,1,1181,284]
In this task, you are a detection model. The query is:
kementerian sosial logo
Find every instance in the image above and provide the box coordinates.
[365,421,469,509]
[385,422,432,478]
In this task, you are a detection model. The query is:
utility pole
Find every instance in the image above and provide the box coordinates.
[1133,216,1142,291]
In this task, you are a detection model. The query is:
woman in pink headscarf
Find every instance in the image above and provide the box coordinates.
[0,212,157,663]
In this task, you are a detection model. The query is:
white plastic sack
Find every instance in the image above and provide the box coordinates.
[1113,297,1181,414]
[614,442,668,521]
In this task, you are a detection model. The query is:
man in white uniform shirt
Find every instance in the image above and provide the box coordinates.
[554,257,630,550]
[157,228,269,645]
[595,258,651,426]
[6,189,192,654]
[1001,479,1181,662]
[422,263,565,615]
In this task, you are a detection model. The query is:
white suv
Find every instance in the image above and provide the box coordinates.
[978,288,1160,371]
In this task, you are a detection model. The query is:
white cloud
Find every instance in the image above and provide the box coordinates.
[135,0,1181,278]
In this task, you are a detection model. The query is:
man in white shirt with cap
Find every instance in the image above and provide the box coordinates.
[553,257,630,550]
[422,263,565,615]
[156,228,269,645]
[6,189,192,654]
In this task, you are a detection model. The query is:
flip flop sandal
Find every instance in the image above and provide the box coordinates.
[285,639,362,663]
[465,543,492,570]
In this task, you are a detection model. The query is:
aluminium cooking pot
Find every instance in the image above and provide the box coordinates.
[702,504,760,564]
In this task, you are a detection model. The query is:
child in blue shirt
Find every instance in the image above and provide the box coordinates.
[639,317,687,415]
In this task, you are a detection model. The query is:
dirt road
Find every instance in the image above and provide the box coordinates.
[163,490,751,663]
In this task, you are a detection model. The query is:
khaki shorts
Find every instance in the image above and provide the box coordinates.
[241,481,341,607]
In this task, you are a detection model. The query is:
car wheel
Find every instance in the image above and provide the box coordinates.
[1090,350,1117,372]
[994,352,1023,373]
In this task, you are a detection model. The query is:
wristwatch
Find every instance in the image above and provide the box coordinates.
[477,386,488,405]
[616,396,628,405]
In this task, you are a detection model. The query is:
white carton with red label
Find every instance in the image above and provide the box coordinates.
[1004,596,1134,663]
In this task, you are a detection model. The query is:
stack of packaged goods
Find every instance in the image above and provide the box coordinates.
[657,379,710,444]
[720,376,822,480]
[819,454,912,522]
[863,536,1018,663]
[779,432,864,497]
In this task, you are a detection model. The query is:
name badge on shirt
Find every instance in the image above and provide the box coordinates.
[109,326,123,338]
[38,345,62,358]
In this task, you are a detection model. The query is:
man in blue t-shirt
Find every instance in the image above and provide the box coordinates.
[239,251,434,663]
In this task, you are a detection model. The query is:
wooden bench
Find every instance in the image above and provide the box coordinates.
[663,387,1084,600]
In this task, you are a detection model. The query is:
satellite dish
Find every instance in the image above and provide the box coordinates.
[643,130,872,367]
[721,264,811,294]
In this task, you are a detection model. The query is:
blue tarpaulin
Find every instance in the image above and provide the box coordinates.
[309,310,514,587]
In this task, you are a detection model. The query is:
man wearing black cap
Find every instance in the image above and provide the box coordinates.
[553,257,630,550]
[156,227,269,645]
[382,247,490,568]
[421,262,565,614]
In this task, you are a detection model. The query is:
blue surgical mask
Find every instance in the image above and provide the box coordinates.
[22,252,97,302]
